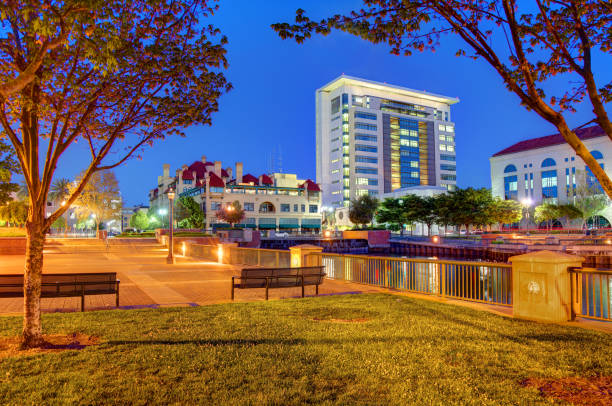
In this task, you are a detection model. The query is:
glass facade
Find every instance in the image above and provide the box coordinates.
[504,175,518,200]
[541,170,558,199]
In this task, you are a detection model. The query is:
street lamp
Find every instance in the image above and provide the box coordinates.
[521,197,533,235]
[166,188,175,264]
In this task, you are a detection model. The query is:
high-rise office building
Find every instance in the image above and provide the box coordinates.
[316,75,459,208]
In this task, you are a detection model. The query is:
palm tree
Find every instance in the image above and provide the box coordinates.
[48,178,71,204]
[48,178,72,236]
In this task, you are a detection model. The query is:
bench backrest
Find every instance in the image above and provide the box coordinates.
[0,273,118,297]
[238,266,325,288]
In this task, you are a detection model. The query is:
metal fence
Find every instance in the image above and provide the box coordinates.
[570,267,612,321]
[314,253,513,307]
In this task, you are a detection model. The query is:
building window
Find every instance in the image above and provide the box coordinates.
[355,122,377,131]
[309,205,318,213]
[438,124,446,131]
[541,158,556,168]
[280,204,290,212]
[441,164,456,171]
[504,164,517,173]
[586,164,605,194]
[211,202,221,211]
[447,145,455,152]
[441,174,456,181]
[259,202,275,213]
[400,139,418,147]
[439,144,447,151]
[210,187,223,194]
[331,169,340,174]
[293,204,298,212]
[331,96,340,114]
[541,170,558,199]
[355,134,377,142]
[244,202,254,211]
[355,156,378,164]
[440,154,455,161]
[183,179,192,184]
[504,175,518,200]
[301,204,305,212]
[355,144,377,153]
[445,125,454,132]
[356,167,378,175]
[354,111,377,120]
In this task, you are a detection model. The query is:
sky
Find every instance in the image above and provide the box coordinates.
[53,1,612,206]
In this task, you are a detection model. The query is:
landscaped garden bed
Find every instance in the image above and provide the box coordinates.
[0,294,610,404]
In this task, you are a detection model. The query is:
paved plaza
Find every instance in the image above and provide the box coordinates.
[0,242,383,314]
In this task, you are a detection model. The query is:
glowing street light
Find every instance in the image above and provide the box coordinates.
[521,197,533,235]
[166,188,175,264]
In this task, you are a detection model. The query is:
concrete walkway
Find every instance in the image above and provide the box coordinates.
[0,244,383,313]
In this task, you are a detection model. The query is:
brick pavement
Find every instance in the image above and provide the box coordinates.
[0,244,383,314]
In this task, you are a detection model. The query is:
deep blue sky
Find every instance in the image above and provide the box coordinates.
[55,1,611,206]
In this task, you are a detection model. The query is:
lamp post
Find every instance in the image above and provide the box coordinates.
[166,189,175,264]
[521,197,533,235]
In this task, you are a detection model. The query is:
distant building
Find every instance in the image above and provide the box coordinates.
[149,156,322,232]
[316,75,459,209]
[490,125,612,227]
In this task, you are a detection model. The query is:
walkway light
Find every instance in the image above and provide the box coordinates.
[167,188,175,264]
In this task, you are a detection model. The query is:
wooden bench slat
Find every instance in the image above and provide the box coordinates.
[231,266,326,300]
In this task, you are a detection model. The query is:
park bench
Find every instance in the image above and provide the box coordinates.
[0,272,119,312]
[231,266,326,300]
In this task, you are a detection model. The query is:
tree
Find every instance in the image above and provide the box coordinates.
[0,200,28,227]
[534,203,561,230]
[129,210,150,231]
[176,196,205,229]
[48,178,71,205]
[489,198,523,230]
[0,1,230,347]
[413,196,438,236]
[401,194,427,235]
[349,195,379,227]
[274,1,612,198]
[69,170,120,234]
[51,216,66,231]
[446,188,494,234]
[375,198,406,232]
[0,139,18,206]
[216,201,245,228]
[574,169,610,230]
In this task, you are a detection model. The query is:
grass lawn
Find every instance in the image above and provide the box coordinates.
[0,227,25,237]
[0,294,611,404]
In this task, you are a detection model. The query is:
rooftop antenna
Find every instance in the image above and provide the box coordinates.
[277,145,283,174]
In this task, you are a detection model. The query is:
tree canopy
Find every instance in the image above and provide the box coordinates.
[349,195,379,227]
[273,1,612,197]
[0,0,232,347]
[216,200,245,228]
[69,170,120,232]
[176,196,205,229]
[0,138,18,205]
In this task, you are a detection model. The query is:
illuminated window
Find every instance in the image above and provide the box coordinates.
[445,125,454,132]
[439,144,447,151]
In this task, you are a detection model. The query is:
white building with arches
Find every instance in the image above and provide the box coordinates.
[490,125,612,228]
[149,158,322,232]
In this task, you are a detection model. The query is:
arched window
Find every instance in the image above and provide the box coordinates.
[541,158,556,168]
[503,164,517,173]
[591,150,604,160]
[259,202,275,213]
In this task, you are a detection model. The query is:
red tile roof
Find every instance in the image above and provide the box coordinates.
[221,168,229,178]
[181,170,194,180]
[208,172,225,187]
[188,161,208,178]
[492,125,606,157]
[260,174,273,185]
[299,179,321,192]
[242,174,259,185]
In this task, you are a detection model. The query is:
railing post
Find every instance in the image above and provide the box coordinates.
[275,251,279,267]
[258,250,261,266]
[440,264,445,297]
[341,255,346,281]
[509,250,583,322]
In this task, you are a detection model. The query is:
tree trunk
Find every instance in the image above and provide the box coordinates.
[22,214,46,348]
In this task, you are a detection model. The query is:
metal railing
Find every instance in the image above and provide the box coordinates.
[570,267,612,321]
[314,253,513,307]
